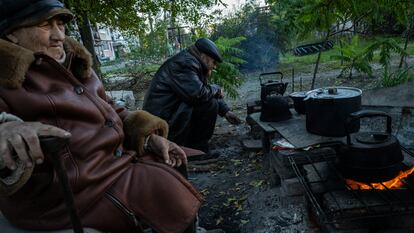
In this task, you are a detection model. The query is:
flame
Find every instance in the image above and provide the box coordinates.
[346,167,414,190]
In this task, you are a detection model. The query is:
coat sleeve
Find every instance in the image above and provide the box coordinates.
[168,59,219,105]
[0,98,34,197]
[123,110,169,156]
[217,99,230,117]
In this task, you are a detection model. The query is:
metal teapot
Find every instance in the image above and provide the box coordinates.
[337,110,403,183]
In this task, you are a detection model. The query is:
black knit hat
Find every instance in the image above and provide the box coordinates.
[0,0,73,36]
[195,38,223,63]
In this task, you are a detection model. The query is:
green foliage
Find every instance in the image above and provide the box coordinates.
[136,20,170,59]
[66,0,144,34]
[381,66,413,88]
[332,36,408,79]
[364,38,407,68]
[331,36,373,78]
[210,37,246,98]
[65,0,222,34]
[268,0,306,53]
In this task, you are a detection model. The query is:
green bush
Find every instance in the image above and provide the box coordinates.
[210,37,247,98]
[331,36,374,79]
[381,66,413,87]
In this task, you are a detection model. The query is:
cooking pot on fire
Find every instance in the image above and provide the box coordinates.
[337,110,403,183]
[305,86,361,137]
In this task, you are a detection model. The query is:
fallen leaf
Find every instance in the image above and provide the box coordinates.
[215,216,224,225]
[249,180,265,188]
[240,219,249,225]
[231,159,243,166]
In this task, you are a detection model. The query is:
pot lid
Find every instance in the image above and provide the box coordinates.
[355,132,390,144]
[289,91,307,98]
[306,87,362,100]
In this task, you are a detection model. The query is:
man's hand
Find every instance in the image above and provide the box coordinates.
[224,111,241,125]
[211,84,224,99]
[216,89,224,99]
[148,134,187,167]
[0,121,71,170]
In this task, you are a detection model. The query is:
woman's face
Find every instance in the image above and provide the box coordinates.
[10,17,66,60]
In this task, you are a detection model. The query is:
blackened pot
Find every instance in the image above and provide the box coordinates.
[260,96,292,122]
[336,110,404,183]
[305,87,361,137]
[289,91,307,114]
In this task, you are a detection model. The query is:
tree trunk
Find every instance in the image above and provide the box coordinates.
[349,62,354,79]
[311,50,322,90]
[399,23,412,68]
[339,20,348,66]
[77,12,102,78]
[311,29,330,90]
[339,38,344,66]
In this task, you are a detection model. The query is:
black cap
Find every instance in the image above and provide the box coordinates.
[0,0,73,36]
[195,38,223,63]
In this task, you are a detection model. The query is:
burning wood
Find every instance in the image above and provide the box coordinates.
[346,167,414,190]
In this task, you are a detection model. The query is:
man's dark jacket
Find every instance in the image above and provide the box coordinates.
[143,46,229,143]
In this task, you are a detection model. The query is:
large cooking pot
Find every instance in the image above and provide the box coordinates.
[305,87,361,137]
[337,110,403,183]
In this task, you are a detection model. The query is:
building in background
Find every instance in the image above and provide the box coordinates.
[92,25,139,62]
[93,25,116,61]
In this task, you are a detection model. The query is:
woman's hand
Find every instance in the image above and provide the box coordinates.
[0,121,71,170]
[148,134,187,167]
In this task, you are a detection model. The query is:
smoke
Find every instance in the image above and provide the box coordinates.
[240,34,279,72]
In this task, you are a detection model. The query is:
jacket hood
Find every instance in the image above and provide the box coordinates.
[0,36,92,89]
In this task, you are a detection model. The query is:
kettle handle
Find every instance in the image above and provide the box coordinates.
[345,110,392,145]
[259,72,284,85]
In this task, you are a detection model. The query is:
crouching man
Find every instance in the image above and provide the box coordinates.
[143,38,241,158]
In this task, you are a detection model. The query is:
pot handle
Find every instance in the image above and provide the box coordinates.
[345,110,392,145]
[259,72,284,85]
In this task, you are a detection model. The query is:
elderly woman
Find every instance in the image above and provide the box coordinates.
[0,0,202,233]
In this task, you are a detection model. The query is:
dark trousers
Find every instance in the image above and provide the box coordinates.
[178,99,218,152]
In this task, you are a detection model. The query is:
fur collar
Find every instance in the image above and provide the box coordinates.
[0,37,92,89]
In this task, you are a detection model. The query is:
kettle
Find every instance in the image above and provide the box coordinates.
[337,110,403,183]
[259,72,291,122]
[259,72,288,101]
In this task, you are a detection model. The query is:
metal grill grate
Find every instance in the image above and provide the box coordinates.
[290,146,414,232]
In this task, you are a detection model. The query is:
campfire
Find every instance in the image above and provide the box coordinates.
[346,167,414,190]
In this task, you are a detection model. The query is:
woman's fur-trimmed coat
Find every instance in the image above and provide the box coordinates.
[0,37,202,233]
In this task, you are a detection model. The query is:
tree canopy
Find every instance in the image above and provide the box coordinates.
[65,0,224,34]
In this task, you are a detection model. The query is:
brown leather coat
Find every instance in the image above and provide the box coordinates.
[0,38,202,233]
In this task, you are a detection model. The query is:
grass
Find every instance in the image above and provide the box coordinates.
[406,42,414,55]
[278,36,414,74]
[279,49,342,73]
[104,63,160,76]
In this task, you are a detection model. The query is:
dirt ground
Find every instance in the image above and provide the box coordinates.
[103,55,414,233]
